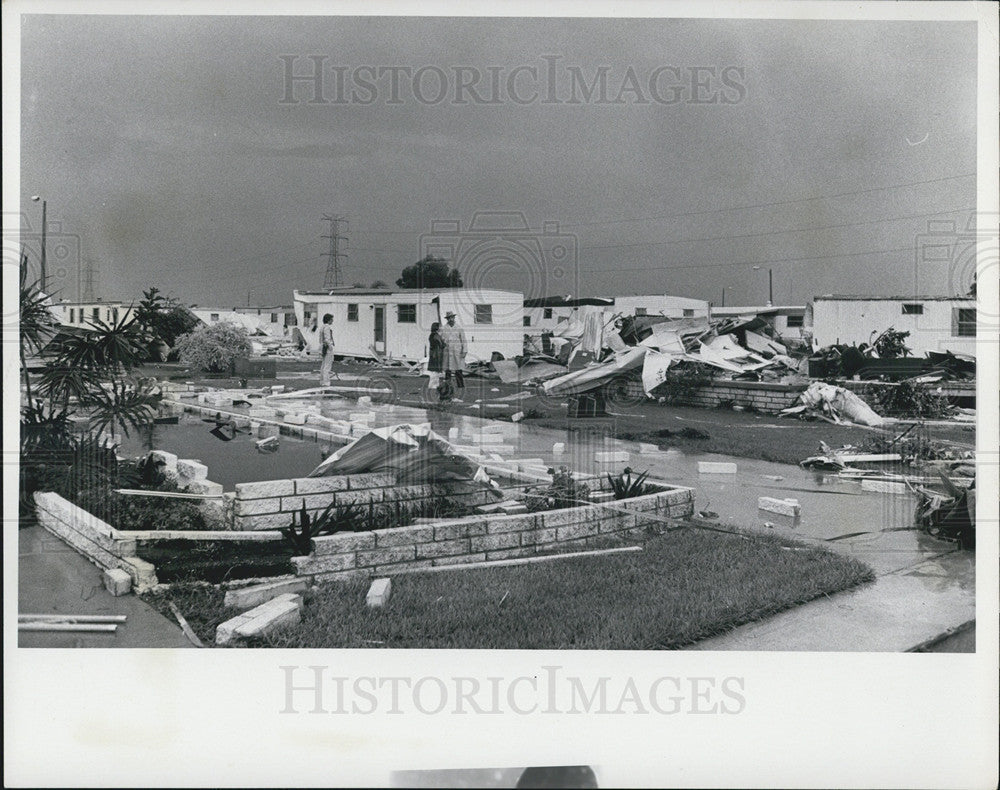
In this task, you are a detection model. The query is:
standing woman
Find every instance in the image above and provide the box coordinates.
[427,321,446,397]
[319,313,336,386]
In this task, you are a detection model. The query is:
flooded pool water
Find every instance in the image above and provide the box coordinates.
[118,411,328,490]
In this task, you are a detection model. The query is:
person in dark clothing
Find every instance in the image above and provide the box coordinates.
[427,322,448,399]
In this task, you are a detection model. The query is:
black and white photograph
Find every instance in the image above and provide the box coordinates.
[4,1,997,787]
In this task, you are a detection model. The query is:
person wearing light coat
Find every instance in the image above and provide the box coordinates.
[439,310,466,391]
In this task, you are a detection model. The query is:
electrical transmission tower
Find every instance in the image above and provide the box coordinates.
[82,258,98,302]
[321,215,348,289]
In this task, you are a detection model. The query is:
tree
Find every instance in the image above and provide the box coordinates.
[967,272,976,297]
[370,280,388,289]
[395,256,462,289]
[135,287,199,355]
[174,322,253,373]
[19,271,161,521]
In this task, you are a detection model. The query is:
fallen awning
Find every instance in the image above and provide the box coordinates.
[310,423,499,488]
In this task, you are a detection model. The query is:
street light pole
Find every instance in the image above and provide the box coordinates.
[752,265,773,306]
[31,196,47,289]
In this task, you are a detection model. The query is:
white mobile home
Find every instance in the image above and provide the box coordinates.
[192,306,297,339]
[293,287,524,362]
[811,295,976,356]
[55,299,135,328]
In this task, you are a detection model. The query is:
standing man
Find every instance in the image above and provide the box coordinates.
[440,310,467,394]
[319,313,336,386]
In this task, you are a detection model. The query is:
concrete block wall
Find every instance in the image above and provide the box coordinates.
[232,474,516,531]
[291,484,695,583]
[621,376,807,414]
[33,492,159,592]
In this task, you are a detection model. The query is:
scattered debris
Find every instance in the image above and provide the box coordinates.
[168,601,205,647]
[366,578,392,608]
[698,461,737,474]
[758,496,801,517]
[103,568,132,596]
[912,470,975,548]
[781,382,885,426]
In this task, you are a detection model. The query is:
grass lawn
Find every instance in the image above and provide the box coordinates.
[148,528,875,649]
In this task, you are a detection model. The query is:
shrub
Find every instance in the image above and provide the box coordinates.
[651,362,715,405]
[174,322,252,373]
[607,467,654,500]
[525,466,591,512]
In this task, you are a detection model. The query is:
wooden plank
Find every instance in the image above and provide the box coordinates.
[18,623,118,633]
[19,614,127,623]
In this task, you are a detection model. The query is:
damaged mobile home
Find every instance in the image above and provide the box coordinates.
[293,287,524,363]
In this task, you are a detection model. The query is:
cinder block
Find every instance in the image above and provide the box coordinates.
[556,522,599,541]
[234,497,282,517]
[416,539,470,559]
[497,501,529,515]
[248,406,277,419]
[595,451,629,463]
[356,395,372,405]
[589,491,616,503]
[447,427,459,441]
[480,423,505,434]
[283,413,306,425]
[215,593,302,646]
[256,423,280,439]
[223,578,307,610]
[375,525,435,547]
[861,479,909,495]
[236,479,295,500]
[433,521,486,541]
[186,478,224,497]
[295,477,349,495]
[366,578,392,607]
[177,458,208,480]
[312,532,375,555]
[758,497,801,517]
[637,442,660,454]
[698,461,737,474]
[470,533,520,552]
[356,546,416,567]
[103,567,132,596]
[475,433,505,444]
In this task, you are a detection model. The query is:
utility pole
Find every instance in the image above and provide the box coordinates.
[321,214,348,290]
[768,268,773,306]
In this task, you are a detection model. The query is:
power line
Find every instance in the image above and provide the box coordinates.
[579,206,973,252]
[579,243,917,274]
[560,172,975,229]
[345,172,974,236]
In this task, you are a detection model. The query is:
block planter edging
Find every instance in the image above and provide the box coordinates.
[293,481,695,583]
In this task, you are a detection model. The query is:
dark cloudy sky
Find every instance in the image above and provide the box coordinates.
[19,14,976,308]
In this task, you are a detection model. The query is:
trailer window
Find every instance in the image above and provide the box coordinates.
[397,304,417,323]
[474,304,493,324]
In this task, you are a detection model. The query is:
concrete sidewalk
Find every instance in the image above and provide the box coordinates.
[18,525,193,648]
